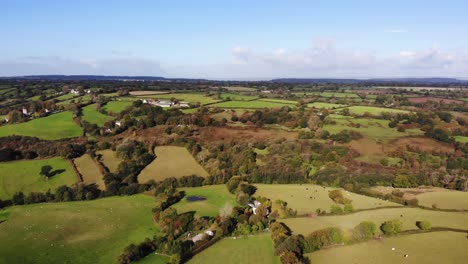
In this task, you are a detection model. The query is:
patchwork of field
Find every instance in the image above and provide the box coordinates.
[81,104,113,126]
[0,195,159,264]
[138,146,209,183]
[0,157,77,200]
[306,231,468,264]
[103,101,133,113]
[188,234,280,264]
[136,93,219,105]
[222,86,257,92]
[324,117,422,141]
[74,154,105,189]
[345,106,410,115]
[172,185,237,217]
[209,100,294,109]
[282,208,468,236]
[96,149,121,173]
[0,111,82,140]
[295,92,361,99]
[254,184,401,215]
[219,93,257,101]
[308,102,347,109]
[129,91,170,96]
[258,98,297,104]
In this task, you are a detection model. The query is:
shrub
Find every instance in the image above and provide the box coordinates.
[380,219,402,236]
[352,221,376,241]
[416,221,431,231]
[330,205,344,215]
[304,227,344,253]
[343,203,354,213]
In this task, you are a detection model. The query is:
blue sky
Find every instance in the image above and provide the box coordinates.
[1,0,467,79]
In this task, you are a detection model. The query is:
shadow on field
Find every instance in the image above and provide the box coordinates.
[48,169,66,177]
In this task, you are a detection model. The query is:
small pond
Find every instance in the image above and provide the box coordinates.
[186,195,207,202]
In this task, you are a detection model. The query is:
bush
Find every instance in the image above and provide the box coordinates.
[304,227,344,253]
[352,221,376,241]
[330,205,344,215]
[416,220,431,231]
[343,203,354,213]
[380,219,402,236]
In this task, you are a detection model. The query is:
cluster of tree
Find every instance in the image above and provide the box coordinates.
[102,140,155,196]
[8,183,101,206]
[270,222,307,264]
[303,227,344,253]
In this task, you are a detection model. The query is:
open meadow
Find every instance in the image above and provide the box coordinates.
[308,102,347,109]
[73,154,105,190]
[306,231,468,264]
[81,104,113,126]
[282,207,468,236]
[96,149,121,173]
[0,157,77,200]
[188,234,280,264]
[254,184,401,215]
[104,101,134,114]
[345,106,410,115]
[417,191,468,210]
[138,146,209,183]
[209,100,294,109]
[172,185,237,217]
[0,195,159,264]
[219,93,257,101]
[0,111,82,140]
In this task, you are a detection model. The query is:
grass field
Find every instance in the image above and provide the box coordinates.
[0,157,77,200]
[258,98,298,104]
[254,184,400,215]
[219,93,257,101]
[0,111,82,140]
[417,191,468,210]
[324,117,423,141]
[138,146,209,183]
[172,185,237,217]
[295,92,360,98]
[308,102,347,109]
[137,93,219,105]
[222,86,257,92]
[135,254,169,264]
[209,100,294,109]
[306,231,468,264]
[56,94,92,106]
[0,195,159,264]
[103,101,133,113]
[74,154,105,190]
[283,207,468,236]
[188,234,280,264]
[81,104,113,126]
[346,106,410,115]
[454,136,468,143]
[27,95,42,101]
[96,149,121,173]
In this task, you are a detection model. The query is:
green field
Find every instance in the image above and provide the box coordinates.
[27,95,42,101]
[417,191,468,210]
[135,254,169,264]
[137,93,219,105]
[0,111,82,140]
[254,184,400,215]
[104,101,134,113]
[138,146,209,183]
[188,234,280,264]
[0,157,77,200]
[454,136,468,143]
[308,102,347,109]
[346,106,409,115]
[172,185,237,217]
[0,195,159,264]
[209,100,294,109]
[81,104,113,126]
[295,92,360,99]
[96,149,121,173]
[306,231,468,264]
[54,93,79,101]
[283,207,468,236]
[74,154,105,190]
[57,94,92,106]
[219,93,258,101]
[324,117,423,141]
[258,98,297,105]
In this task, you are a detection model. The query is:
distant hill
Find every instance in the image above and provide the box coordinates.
[0,75,207,82]
[270,78,468,85]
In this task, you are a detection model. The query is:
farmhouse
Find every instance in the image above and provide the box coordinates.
[191,230,215,243]
[155,100,174,108]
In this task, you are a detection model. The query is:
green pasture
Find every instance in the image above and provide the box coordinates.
[308,102,347,109]
[0,195,159,264]
[103,101,133,114]
[0,157,77,200]
[81,104,113,126]
[0,111,82,140]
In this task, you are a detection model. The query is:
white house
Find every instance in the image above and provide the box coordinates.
[70,89,79,94]
[191,230,215,243]
[178,101,190,108]
[115,120,122,126]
